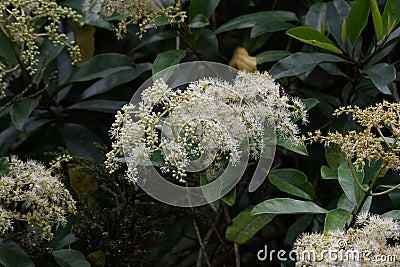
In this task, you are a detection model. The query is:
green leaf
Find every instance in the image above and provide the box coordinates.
[287,26,342,54]
[80,63,151,99]
[200,175,222,211]
[66,53,135,83]
[341,18,348,47]
[152,49,186,76]
[189,0,220,20]
[0,157,9,176]
[251,198,328,215]
[256,50,292,65]
[0,238,35,267]
[360,63,396,95]
[48,234,79,250]
[338,162,365,206]
[10,98,40,132]
[268,169,315,200]
[370,0,384,40]
[68,100,127,113]
[270,52,345,79]
[251,20,295,39]
[305,2,327,32]
[382,0,400,35]
[321,165,338,180]
[0,30,19,65]
[277,137,308,156]
[382,210,400,220]
[197,29,219,60]
[221,188,236,206]
[53,249,90,267]
[130,30,177,53]
[226,207,275,245]
[337,194,356,212]
[347,0,370,45]
[188,14,210,28]
[286,215,313,244]
[215,11,297,34]
[324,208,351,233]
[325,145,346,171]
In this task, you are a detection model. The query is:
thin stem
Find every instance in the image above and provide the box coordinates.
[348,159,367,193]
[371,183,400,196]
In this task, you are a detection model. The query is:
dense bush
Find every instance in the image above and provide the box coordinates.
[1,0,400,266]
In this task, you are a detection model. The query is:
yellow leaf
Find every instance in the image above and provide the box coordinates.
[229,47,257,71]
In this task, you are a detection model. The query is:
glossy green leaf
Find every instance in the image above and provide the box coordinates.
[221,188,236,206]
[48,234,79,250]
[321,165,338,180]
[80,63,151,99]
[251,20,294,39]
[189,0,220,19]
[360,63,396,95]
[382,210,400,220]
[0,238,35,267]
[370,0,383,40]
[0,157,9,176]
[268,169,315,200]
[337,194,356,212]
[130,30,177,53]
[0,30,19,65]
[302,98,320,111]
[382,0,400,35]
[305,2,327,32]
[251,198,328,215]
[152,49,186,76]
[270,52,345,79]
[215,11,297,34]
[10,98,40,132]
[53,249,90,267]
[68,100,127,113]
[277,137,308,156]
[325,145,346,171]
[226,207,274,245]
[324,208,351,233]
[66,53,135,83]
[347,0,370,45]
[341,18,348,47]
[286,215,313,244]
[287,26,342,54]
[197,29,219,60]
[338,162,365,206]
[256,50,292,64]
[188,14,210,28]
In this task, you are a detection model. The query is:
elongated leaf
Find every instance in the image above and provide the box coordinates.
[287,26,342,54]
[251,198,328,215]
[80,63,151,99]
[256,50,292,64]
[226,207,275,245]
[382,210,400,219]
[0,30,18,65]
[338,162,365,206]
[268,169,315,200]
[251,20,294,39]
[326,0,351,48]
[66,53,135,83]
[277,137,308,156]
[215,11,297,34]
[130,30,177,53]
[68,100,127,113]
[348,0,370,45]
[0,238,35,267]
[197,29,219,60]
[286,215,313,244]
[189,0,220,19]
[324,208,351,233]
[382,0,400,35]
[337,194,356,212]
[325,145,346,171]
[221,188,236,206]
[48,234,79,250]
[53,249,90,267]
[370,0,383,40]
[152,49,186,75]
[305,2,327,32]
[361,63,395,95]
[270,52,345,79]
[10,98,40,132]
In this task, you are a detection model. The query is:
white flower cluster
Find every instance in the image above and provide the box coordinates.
[0,157,76,240]
[106,71,307,183]
[294,213,400,266]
